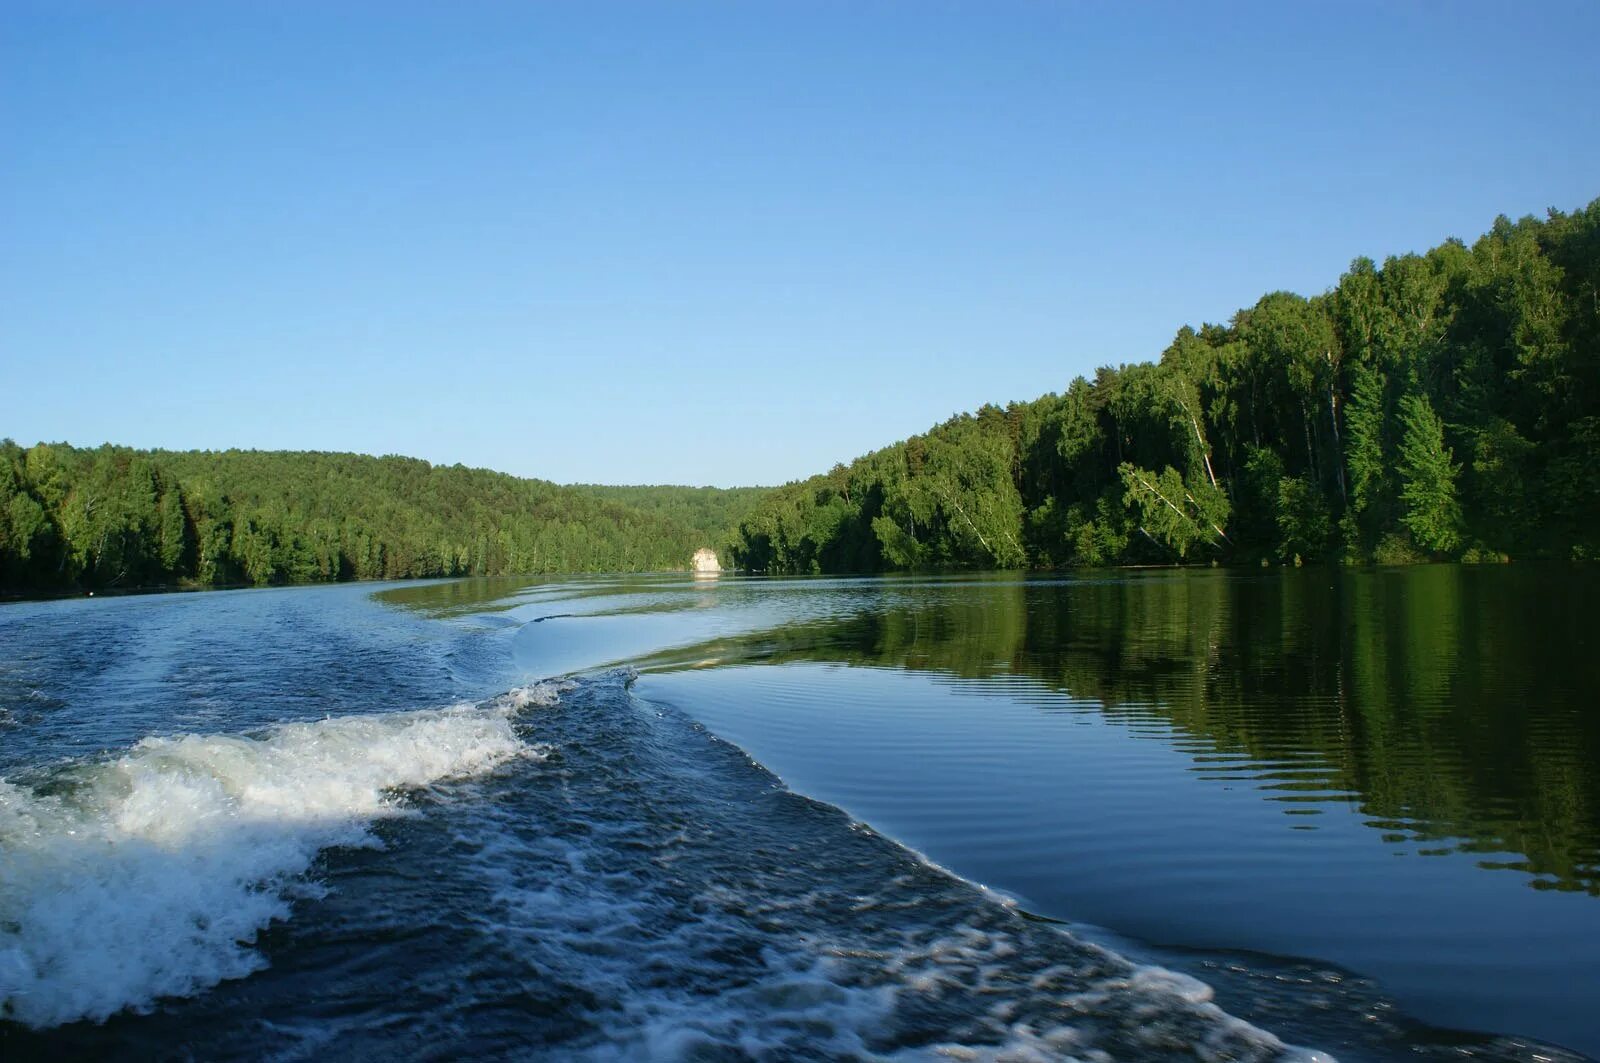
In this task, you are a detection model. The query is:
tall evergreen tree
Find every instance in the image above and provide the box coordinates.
[1396,394,1464,555]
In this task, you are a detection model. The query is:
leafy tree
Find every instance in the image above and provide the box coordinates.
[1396,394,1464,554]
[1342,362,1392,548]
[1118,464,1230,560]
[0,443,772,594]
[730,196,1598,573]
[1465,418,1535,552]
[11,196,1600,591]
[1276,475,1333,561]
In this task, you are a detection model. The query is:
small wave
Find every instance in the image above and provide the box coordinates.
[0,682,567,1029]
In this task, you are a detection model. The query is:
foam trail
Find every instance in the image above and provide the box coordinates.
[0,683,564,1028]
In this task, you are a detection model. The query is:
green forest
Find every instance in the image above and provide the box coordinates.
[6,198,1597,593]
[0,446,765,593]
[731,199,1600,572]
[566,484,773,546]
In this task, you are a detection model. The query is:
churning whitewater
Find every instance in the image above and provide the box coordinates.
[2,667,1322,1061]
[0,683,562,1028]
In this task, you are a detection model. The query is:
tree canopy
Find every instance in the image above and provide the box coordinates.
[0,446,767,593]
[731,198,1600,572]
[7,197,1597,591]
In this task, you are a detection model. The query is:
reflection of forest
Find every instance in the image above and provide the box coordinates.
[377,574,613,617]
[646,568,1600,895]
[377,572,723,620]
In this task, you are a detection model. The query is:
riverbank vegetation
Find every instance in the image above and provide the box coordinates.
[0,446,766,592]
[732,199,1600,572]
[7,199,1596,591]
[566,484,773,546]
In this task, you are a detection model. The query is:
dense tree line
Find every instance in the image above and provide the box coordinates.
[0,446,763,593]
[732,199,1600,572]
[568,484,772,545]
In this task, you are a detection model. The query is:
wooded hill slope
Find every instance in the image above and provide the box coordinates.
[731,198,1600,573]
[0,445,767,592]
[567,484,773,546]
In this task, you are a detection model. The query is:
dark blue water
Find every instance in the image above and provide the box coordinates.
[1,571,1594,1060]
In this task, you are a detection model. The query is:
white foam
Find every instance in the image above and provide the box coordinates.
[493,679,575,711]
[0,687,561,1028]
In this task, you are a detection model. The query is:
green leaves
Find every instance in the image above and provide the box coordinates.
[732,196,1600,573]
[0,445,768,592]
[1397,394,1464,555]
[7,195,1597,590]
[1118,464,1230,560]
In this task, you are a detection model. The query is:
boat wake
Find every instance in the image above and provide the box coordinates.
[2,672,1345,1059]
[0,684,564,1028]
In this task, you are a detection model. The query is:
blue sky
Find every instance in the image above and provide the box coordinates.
[4,2,1597,487]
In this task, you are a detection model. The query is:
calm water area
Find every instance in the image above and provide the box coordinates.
[1,566,1595,1060]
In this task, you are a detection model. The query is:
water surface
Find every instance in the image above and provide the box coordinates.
[2,567,1594,1060]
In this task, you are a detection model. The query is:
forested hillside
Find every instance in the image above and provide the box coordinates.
[8,199,1596,592]
[0,446,761,593]
[566,484,772,545]
[732,199,1600,573]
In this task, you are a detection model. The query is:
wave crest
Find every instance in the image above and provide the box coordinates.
[0,683,564,1028]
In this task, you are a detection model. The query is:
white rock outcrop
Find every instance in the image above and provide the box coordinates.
[691,548,721,574]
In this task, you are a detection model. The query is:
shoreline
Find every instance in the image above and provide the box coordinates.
[4,554,1563,606]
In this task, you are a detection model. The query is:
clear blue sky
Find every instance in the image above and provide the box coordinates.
[4,2,1597,487]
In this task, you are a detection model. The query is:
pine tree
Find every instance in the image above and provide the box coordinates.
[1397,394,1463,554]
[1344,364,1388,520]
